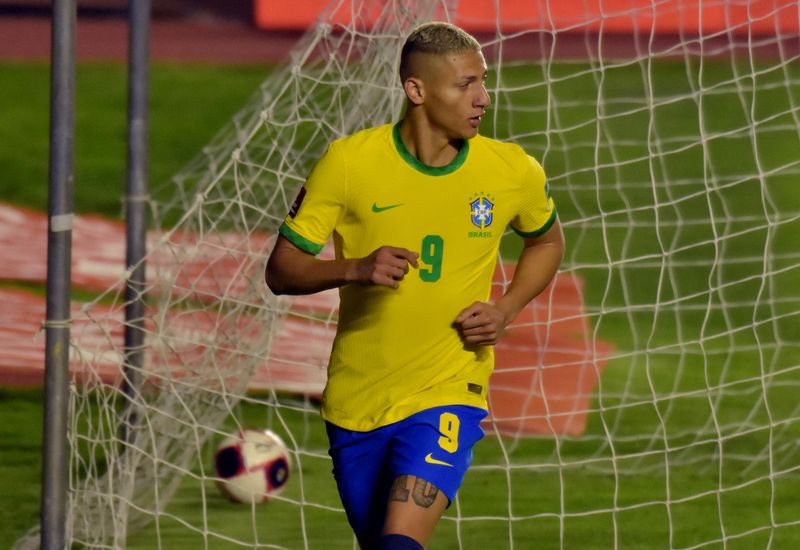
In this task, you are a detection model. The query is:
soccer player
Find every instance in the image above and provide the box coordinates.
[266,21,564,550]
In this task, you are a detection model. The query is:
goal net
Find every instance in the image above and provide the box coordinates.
[16,0,800,548]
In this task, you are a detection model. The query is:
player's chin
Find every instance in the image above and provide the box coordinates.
[446,122,479,141]
[463,123,481,139]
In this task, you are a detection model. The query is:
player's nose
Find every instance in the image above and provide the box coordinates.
[475,84,491,109]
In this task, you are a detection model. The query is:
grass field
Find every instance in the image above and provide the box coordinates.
[2,54,800,549]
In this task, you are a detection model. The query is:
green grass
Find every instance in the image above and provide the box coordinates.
[0,389,45,546]
[2,56,800,548]
[0,62,268,215]
[4,389,800,549]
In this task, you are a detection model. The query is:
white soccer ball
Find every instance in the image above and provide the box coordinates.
[214,429,290,503]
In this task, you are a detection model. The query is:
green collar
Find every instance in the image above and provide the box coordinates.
[392,122,469,176]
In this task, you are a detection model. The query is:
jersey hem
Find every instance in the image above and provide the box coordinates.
[322,397,489,432]
[279,222,324,255]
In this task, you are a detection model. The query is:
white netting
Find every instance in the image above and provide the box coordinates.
[16,0,800,548]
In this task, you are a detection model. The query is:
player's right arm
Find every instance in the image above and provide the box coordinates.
[265,140,418,295]
[266,239,418,295]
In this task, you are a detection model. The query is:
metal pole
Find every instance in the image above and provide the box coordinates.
[121,0,151,444]
[42,0,76,547]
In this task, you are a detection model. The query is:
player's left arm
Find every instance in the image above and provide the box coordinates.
[455,219,564,345]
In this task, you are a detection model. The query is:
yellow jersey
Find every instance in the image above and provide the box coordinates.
[279,123,556,431]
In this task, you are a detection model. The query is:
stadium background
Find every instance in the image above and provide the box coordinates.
[1,1,799,548]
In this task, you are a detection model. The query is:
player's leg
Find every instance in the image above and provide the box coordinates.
[325,421,394,548]
[381,405,488,547]
[380,474,448,547]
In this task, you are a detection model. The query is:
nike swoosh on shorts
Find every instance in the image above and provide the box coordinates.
[424,453,454,467]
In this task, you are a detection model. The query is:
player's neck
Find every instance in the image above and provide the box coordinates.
[397,117,463,168]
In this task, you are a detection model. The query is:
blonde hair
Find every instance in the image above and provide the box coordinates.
[399,22,481,81]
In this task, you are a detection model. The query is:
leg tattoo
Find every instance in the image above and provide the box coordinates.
[389,475,410,502]
[411,478,439,508]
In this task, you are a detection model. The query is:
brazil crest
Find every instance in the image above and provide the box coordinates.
[470,196,494,229]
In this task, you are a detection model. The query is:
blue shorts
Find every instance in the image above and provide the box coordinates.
[326,405,488,536]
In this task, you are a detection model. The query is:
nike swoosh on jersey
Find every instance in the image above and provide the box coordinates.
[424,453,454,467]
[371,202,404,213]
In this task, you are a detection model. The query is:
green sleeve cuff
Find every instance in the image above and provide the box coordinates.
[512,206,558,238]
[278,223,324,255]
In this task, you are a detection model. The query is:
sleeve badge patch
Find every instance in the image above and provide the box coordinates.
[288,186,307,219]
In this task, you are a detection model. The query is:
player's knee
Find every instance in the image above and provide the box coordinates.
[377,533,424,550]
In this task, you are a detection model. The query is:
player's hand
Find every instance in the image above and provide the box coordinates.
[454,301,509,345]
[353,246,419,288]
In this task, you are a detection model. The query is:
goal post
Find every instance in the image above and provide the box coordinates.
[16,0,800,548]
[41,0,77,548]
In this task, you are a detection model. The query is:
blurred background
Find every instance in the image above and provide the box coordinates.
[1,1,799,549]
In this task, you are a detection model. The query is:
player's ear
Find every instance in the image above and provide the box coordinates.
[403,77,425,105]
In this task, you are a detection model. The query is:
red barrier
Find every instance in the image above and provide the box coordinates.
[255,0,799,34]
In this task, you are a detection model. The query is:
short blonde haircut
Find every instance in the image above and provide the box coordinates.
[399,22,481,81]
